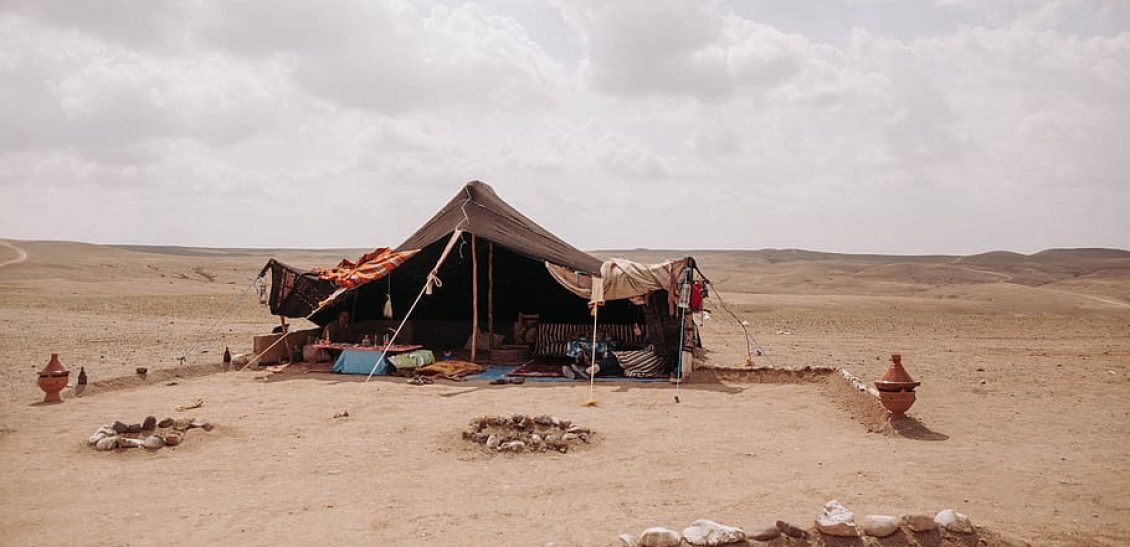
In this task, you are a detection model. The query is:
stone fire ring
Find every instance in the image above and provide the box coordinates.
[463,414,592,454]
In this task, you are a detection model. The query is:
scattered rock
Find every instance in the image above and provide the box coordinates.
[682,519,746,546]
[163,433,183,446]
[775,521,808,539]
[172,418,191,431]
[95,436,118,451]
[142,435,165,449]
[816,500,858,537]
[158,418,174,428]
[142,416,157,431]
[189,418,213,431]
[533,415,553,426]
[562,433,579,442]
[617,533,637,547]
[502,441,527,453]
[116,437,142,449]
[935,509,973,534]
[636,527,681,547]
[126,423,143,434]
[112,421,129,434]
[859,515,899,537]
[486,434,501,450]
[900,514,938,532]
[747,525,781,542]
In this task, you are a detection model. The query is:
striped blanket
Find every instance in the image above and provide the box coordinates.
[534,323,646,357]
[313,248,420,289]
[613,345,668,378]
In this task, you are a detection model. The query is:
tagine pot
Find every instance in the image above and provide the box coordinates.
[878,390,916,414]
[37,353,70,403]
[874,354,920,415]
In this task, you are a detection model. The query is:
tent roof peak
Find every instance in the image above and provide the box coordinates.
[395,180,602,275]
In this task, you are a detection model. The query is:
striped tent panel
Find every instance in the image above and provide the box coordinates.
[534,323,647,357]
[313,248,421,289]
[614,345,668,378]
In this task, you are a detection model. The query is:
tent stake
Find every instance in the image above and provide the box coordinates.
[471,233,478,362]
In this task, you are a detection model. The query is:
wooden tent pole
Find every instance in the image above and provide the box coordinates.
[471,233,478,362]
[488,242,494,352]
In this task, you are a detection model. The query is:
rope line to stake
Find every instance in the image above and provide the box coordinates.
[584,304,599,406]
[364,272,441,382]
[176,276,259,367]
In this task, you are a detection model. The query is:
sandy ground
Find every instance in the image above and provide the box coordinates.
[1,240,1129,546]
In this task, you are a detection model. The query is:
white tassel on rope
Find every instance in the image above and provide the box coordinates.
[382,274,394,319]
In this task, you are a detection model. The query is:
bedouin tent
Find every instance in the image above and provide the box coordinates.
[257,181,700,379]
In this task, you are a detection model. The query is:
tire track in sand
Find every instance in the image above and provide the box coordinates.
[0,240,28,268]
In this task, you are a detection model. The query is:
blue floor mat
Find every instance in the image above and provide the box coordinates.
[465,365,512,382]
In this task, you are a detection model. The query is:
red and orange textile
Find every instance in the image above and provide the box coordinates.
[312,248,420,289]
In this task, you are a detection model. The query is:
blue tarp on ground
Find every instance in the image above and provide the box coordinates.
[332,350,391,376]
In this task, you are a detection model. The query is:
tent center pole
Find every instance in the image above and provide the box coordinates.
[488,242,494,353]
[471,233,478,362]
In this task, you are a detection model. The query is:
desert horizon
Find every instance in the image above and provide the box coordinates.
[2,235,1128,545]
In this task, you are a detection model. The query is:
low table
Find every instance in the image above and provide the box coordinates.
[311,343,423,353]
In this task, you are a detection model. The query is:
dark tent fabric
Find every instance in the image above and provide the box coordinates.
[259,180,687,376]
[395,180,602,275]
[258,259,336,318]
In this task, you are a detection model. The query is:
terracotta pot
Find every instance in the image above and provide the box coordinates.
[875,353,920,393]
[37,353,70,403]
[878,390,916,414]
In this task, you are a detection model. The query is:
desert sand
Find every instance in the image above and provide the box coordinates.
[1,240,1128,546]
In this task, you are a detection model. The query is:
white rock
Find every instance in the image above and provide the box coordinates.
[142,435,165,449]
[486,434,500,450]
[232,353,249,366]
[637,527,681,547]
[935,509,973,534]
[682,519,746,546]
[117,437,143,449]
[88,431,108,445]
[859,515,899,537]
[900,514,938,532]
[816,500,858,537]
[617,533,637,547]
[189,418,213,431]
[95,436,118,451]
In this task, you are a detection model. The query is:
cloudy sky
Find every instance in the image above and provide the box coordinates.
[1,0,1127,254]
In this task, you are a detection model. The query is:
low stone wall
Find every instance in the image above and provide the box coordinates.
[684,364,836,384]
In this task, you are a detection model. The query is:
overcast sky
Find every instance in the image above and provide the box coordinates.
[1,0,1127,254]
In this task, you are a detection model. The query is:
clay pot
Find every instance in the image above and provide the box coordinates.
[37,353,70,403]
[874,354,920,414]
[874,353,920,392]
[878,390,916,414]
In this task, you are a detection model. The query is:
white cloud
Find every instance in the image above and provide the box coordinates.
[0,0,1126,253]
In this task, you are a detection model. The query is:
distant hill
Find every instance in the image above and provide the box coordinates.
[3,240,1128,305]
